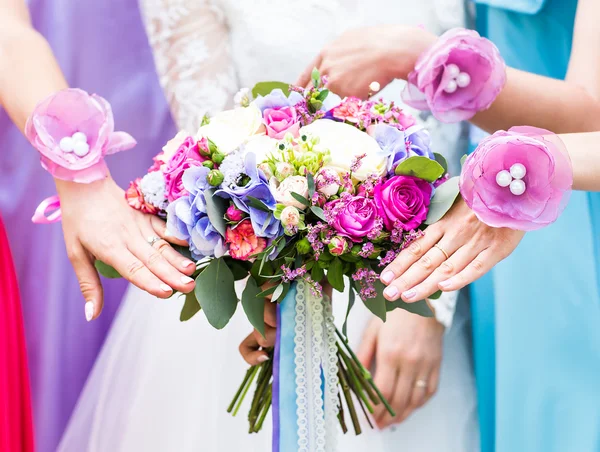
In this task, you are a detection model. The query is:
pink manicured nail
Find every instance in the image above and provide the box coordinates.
[439,280,452,289]
[160,284,172,293]
[181,276,194,284]
[182,260,194,268]
[402,288,417,300]
[381,271,395,285]
[257,355,270,363]
[384,286,399,299]
[85,301,94,322]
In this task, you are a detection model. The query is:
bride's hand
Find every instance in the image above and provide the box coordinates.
[296,25,436,99]
[357,308,444,428]
[56,177,196,321]
[380,197,524,302]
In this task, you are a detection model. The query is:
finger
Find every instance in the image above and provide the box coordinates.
[149,221,195,276]
[378,365,415,428]
[356,321,378,369]
[385,236,458,302]
[372,362,398,424]
[400,244,476,302]
[408,372,430,413]
[68,244,104,321]
[380,228,443,292]
[438,248,496,291]
[128,235,194,293]
[424,365,440,404]
[296,54,322,87]
[150,215,189,247]
[239,332,269,366]
[264,300,277,328]
[254,324,276,348]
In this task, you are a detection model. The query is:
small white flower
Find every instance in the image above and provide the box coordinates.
[140,172,168,210]
[280,206,301,227]
[233,87,252,108]
[219,150,246,189]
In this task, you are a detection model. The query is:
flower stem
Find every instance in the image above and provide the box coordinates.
[228,366,256,413]
[232,365,259,417]
[253,384,272,433]
[249,359,273,432]
[337,343,374,413]
[337,392,348,434]
[338,360,361,435]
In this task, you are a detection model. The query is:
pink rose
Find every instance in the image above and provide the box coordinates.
[326,195,379,242]
[460,126,572,231]
[271,176,309,209]
[402,28,506,123]
[332,97,363,124]
[328,236,349,256]
[164,136,205,202]
[263,106,300,140]
[25,88,136,183]
[225,219,267,261]
[374,176,432,231]
[226,204,246,222]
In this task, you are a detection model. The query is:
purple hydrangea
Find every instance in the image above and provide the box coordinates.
[253,89,304,113]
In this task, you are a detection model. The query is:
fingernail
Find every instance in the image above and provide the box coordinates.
[181,275,194,284]
[381,271,394,285]
[182,260,194,268]
[439,279,452,289]
[257,355,270,363]
[402,288,417,300]
[160,284,172,293]
[383,286,399,300]
[85,301,94,322]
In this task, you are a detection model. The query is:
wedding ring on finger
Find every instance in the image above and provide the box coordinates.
[415,379,428,389]
[433,243,449,260]
[147,236,162,247]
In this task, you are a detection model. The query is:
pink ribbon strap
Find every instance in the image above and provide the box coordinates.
[32,196,62,224]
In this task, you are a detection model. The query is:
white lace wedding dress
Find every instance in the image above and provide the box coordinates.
[59,1,479,450]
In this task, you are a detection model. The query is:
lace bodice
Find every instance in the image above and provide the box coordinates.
[138,0,465,326]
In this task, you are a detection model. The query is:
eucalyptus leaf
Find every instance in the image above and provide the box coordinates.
[241,277,265,337]
[180,292,201,321]
[386,298,434,317]
[247,196,271,213]
[310,206,326,222]
[395,156,445,182]
[290,192,309,207]
[429,290,442,300]
[224,257,252,281]
[460,154,468,167]
[327,258,345,292]
[307,173,315,197]
[272,284,284,302]
[204,189,227,236]
[257,285,278,298]
[343,283,356,337]
[194,258,238,329]
[95,261,121,279]
[433,153,448,174]
[425,176,460,225]
[311,262,324,283]
[362,281,387,322]
[251,81,291,98]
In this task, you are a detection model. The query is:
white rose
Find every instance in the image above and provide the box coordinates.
[270,176,309,209]
[197,104,265,154]
[315,168,341,198]
[280,206,301,228]
[243,134,279,163]
[299,119,387,180]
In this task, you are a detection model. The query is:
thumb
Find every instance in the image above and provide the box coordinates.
[356,320,378,369]
[69,244,104,321]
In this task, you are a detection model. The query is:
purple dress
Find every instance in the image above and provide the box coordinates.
[0,1,176,451]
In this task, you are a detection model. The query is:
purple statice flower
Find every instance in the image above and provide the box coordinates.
[253,89,304,113]
[358,242,375,258]
[405,125,434,159]
[281,264,308,284]
[304,274,323,298]
[352,268,379,300]
[379,249,400,267]
[401,229,425,250]
[366,217,384,241]
[350,153,368,174]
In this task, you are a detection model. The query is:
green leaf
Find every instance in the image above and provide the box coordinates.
[429,290,442,300]
[194,257,238,329]
[343,283,356,337]
[204,189,227,236]
[362,280,387,322]
[95,260,121,279]
[395,156,445,182]
[327,258,345,292]
[224,257,252,281]
[307,173,315,197]
[251,81,291,98]
[433,153,448,174]
[310,206,326,222]
[251,259,273,286]
[311,68,320,87]
[424,176,460,225]
[247,196,272,213]
[386,298,434,317]
[460,154,468,168]
[311,262,324,283]
[316,89,329,101]
[180,291,201,321]
[241,277,265,337]
[272,284,284,302]
[290,192,309,207]
[257,285,278,298]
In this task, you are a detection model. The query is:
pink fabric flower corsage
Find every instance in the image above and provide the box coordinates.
[25,88,136,183]
[460,126,572,231]
[402,28,506,123]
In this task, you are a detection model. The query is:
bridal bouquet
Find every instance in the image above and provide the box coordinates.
[113,71,460,448]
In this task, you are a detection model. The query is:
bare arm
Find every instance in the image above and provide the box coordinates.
[560,132,600,191]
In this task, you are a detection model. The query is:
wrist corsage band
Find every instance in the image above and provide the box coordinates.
[402,28,506,123]
[26,88,136,223]
[460,126,572,231]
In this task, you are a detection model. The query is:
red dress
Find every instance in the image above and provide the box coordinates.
[0,216,34,452]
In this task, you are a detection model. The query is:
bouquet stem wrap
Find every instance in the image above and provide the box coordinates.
[273,281,339,452]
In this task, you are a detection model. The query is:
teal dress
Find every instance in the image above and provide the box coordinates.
[471,1,600,451]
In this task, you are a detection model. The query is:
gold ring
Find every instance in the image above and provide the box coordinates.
[434,243,449,260]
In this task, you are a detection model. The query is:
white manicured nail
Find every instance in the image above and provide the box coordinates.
[160,284,172,293]
[181,276,194,284]
[257,355,270,363]
[182,260,194,268]
[85,301,94,322]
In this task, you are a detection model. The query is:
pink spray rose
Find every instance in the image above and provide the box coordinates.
[328,236,349,256]
[374,175,432,231]
[402,28,506,123]
[164,136,205,202]
[460,126,572,231]
[326,195,379,242]
[263,106,300,140]
[226,204,246,222]
[225,219,267,261]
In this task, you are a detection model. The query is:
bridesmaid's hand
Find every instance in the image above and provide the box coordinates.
[296,25,436,99]
[357,308,444,428]
[56,177,196,321]
[379,197,525,302]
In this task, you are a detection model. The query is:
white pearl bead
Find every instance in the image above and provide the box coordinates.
[495,170,512,187]
[444,80,458,94]
[509,163,527,180]
[72,131,87,143]
[59,136,74,153]
[73,141,90,157]
[369,81,381,92]
[509,179,526,196]
[456,72,471,88]
[446,64,460,78]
